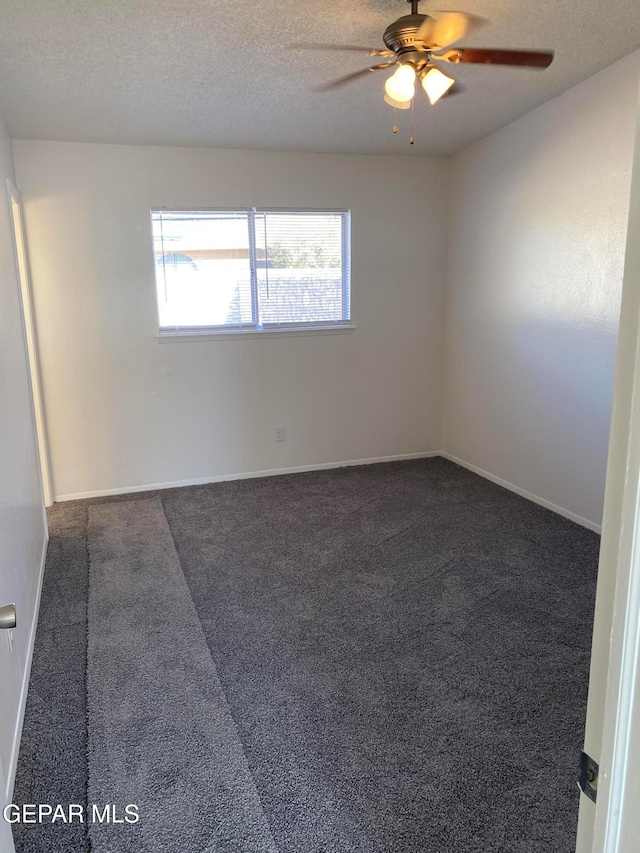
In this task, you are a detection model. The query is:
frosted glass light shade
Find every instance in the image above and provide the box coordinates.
[421,67,455,105]
[384,93,411,109]
[384,64,416,103]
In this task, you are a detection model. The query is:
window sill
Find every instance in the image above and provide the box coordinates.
[156,324,356,342]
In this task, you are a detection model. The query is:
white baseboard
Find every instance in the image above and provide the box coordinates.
[440,451,601,533]
[54,450,601,534]
[5,527,49,803]
[54,451,441,502]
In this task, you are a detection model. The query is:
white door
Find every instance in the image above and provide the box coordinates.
[0,179,46,853]
[0,597,17,853]
[0,709,16,853]
[575,83,640,852]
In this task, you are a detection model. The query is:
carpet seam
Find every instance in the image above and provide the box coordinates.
[158,496,281,853]
[87,497,261,852]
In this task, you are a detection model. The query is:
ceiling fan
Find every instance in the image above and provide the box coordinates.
[293,0,554,139]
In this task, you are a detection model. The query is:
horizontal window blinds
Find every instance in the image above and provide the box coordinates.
[152,209,350,333]
[152,211,254,330]
[254,212,347,327]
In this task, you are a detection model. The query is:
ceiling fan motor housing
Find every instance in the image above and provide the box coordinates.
[383,14,431,54]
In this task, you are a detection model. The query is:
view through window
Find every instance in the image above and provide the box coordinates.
[152,209,350,333]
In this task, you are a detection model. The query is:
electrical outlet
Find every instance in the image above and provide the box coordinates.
[275,426,286,442]
[7,629,14,654]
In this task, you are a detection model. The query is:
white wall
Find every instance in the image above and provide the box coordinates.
[0,109,47,806]
[12,143,449,499]
[443,51,640,530]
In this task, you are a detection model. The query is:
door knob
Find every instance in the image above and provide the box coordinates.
[0,604,16,630]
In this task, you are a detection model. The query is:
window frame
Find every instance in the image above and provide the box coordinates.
[151,207,352,339]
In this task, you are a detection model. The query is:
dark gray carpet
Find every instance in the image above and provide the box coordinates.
[11,502,89,853]
[164,459,598,852]
[12,458,600,852]
[87,499,276,852]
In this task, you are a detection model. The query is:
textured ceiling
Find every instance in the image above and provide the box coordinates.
[0,0,639,156]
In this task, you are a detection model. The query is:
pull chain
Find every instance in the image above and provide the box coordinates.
[392,105,398,134]
[410,99,415,145]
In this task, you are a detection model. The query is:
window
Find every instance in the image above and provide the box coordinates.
[151,209,351,335]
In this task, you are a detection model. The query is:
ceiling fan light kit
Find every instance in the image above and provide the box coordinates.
[422,66,455,105]
[383,93,412,110]
[384,63,416,102]
[295,0,554,144]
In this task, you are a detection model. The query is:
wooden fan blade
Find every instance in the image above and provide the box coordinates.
[315,61,396,92]
[290,43,394,57]
[440,48,554,68]
[415,12,483,49]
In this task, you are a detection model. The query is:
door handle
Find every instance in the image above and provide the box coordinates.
[0,604,16,630]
